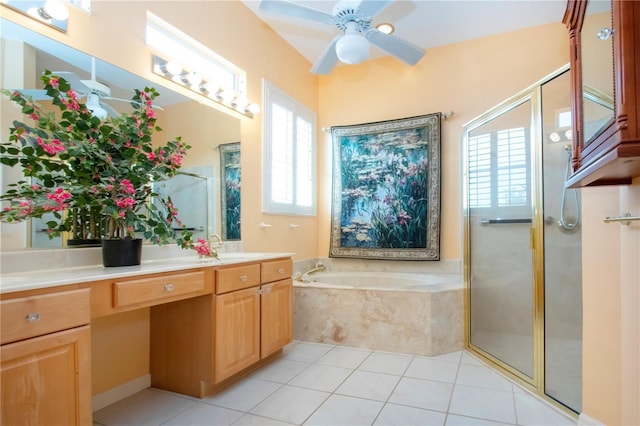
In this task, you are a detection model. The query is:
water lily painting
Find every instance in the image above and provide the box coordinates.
[220,142,241,240]
[330,113,441,260]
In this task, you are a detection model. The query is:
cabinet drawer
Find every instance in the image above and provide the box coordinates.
[261,259,292,283]
[114,271,205,309]
[216,264,261,294]
[1,288,90,345]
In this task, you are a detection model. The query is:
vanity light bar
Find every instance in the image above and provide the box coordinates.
[152,55,260,118]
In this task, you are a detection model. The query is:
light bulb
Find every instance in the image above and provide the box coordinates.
[335,33,369,65]
[246,103,261,115]
[42,0,69,20]
[164,61,182,77]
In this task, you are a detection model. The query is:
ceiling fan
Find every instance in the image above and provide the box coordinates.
[16,58,142,120]
[258,0,425,74]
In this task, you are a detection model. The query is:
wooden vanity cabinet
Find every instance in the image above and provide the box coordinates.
[150,257,292,398]
[214,259,293,383]
[0,286,92,425]
[564,0,640,186]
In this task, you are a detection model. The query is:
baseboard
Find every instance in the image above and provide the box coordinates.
[578,413,605,426]
[92,374,151,412]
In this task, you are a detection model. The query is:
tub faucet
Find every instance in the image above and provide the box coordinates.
[208,234,222,257]
[297,262,325,282]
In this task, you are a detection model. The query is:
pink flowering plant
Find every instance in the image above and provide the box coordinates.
[0,70,200,250]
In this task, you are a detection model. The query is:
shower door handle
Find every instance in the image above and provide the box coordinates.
[530,226,536,250]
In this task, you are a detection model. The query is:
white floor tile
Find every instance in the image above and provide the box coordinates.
[205,378,281,412]
[445,414,516,425]
[461,352,485,366]
[358,352,413,376]
[99,389,196,426]
[448,385,516,424]
[316,346,371,368]
[250,358,311,383]
[405,357,460,383]
[456,363,514,392]
[282,342,334,363]
[388,377,454,412]
[431,351,463,364]
[335,370,400,401]
[93,389,158,422]
[250,385,329,424]
[514,393,577,425]
[288,363,353,392]
[162,402,243,425]
[94,342,576,426]
[374,403,446,426]
[304,394,384,426]
[232,413,296,425]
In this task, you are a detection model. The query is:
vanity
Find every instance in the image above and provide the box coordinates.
[0,252,293,425]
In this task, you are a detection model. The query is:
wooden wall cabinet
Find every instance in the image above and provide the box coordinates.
[1,287,92,425]
[564,0,640,187]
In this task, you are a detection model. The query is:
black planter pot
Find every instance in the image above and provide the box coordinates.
[67,239,102,248]
[102,238,142,267]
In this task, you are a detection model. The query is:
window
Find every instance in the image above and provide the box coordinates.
[263,81,316,216]
[468,127,529,209]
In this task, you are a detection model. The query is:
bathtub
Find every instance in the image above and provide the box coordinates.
[292,259,464,356]
[296,271,461,292]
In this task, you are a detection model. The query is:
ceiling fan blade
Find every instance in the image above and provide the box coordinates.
[12,89,50,100]
[259,0,334,24]
[357,0,393,19]
[50,71,89,95]
[310,35,341,75]
[365,29,424,66]
[104,96,165,111]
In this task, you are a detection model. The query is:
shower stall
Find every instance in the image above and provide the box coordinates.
[463,65,583,414]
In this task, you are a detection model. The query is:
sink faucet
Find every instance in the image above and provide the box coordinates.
[208,234,222,258]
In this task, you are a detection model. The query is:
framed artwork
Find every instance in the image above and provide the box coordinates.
[330,113,441,260]
[219,142,241,240]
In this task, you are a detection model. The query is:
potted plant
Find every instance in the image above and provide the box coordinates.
[0,70,210,265]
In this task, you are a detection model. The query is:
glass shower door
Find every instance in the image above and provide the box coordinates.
[466,97,535,380]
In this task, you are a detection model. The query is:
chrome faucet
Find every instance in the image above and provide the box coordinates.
[296,262,325,282]
[208,234,222,258]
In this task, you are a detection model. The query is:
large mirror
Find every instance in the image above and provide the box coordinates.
[0,18,241,251]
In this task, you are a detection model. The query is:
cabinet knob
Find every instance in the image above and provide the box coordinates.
[164,283,175,292]
[239,275,248,281]
[26,313,40,322]
[278,268,285,274]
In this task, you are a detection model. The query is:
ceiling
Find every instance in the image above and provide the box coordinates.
[241,0,568,67]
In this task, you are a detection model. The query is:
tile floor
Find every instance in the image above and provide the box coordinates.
[93,341,578,426]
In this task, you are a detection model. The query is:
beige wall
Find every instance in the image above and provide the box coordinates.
[581,181,639,425]
[317,22,569,259]
[2,3,638,423]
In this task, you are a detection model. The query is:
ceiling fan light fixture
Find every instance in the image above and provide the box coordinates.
[376,23,394,35]
[335,33,369,65]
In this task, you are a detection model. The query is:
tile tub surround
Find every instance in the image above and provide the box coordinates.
[293,258,464,356]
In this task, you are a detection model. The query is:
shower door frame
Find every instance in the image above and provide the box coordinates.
[462,64,576,416]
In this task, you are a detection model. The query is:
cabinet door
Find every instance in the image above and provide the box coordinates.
[261,279,293,358]
[214,286,260,383]
[1,326,91,426]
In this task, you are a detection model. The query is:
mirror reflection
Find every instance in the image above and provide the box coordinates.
[581,0,614,144]
[0,18,241,251]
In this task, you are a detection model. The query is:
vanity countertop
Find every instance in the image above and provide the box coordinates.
[0,252,293,294]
